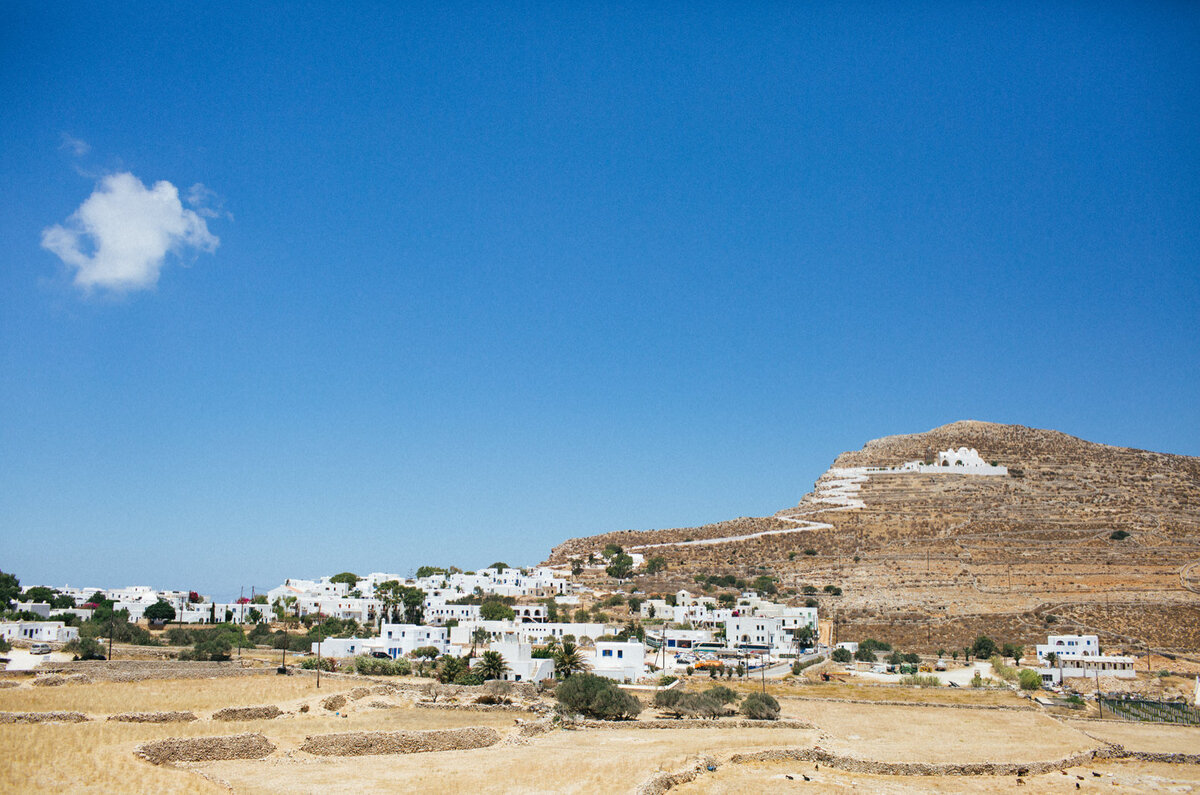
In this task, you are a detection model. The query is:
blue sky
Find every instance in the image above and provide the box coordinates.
[2,3,1198,598]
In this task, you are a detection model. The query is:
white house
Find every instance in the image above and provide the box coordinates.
[1039,654,1137,685]
[1035,635,1101,664]
[592,640,646,683]
[725,607,817,657]
[14,601,51,618]
[0,621,79,643]
[377,623,450,658]
[480,641,555,684]
[896,447,1007,475]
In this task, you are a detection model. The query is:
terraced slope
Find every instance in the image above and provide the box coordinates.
[544,421,1200,653]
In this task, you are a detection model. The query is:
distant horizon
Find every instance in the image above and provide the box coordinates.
[4,6,1198,601]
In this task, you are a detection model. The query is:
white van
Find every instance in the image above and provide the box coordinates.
[30,643,52,655]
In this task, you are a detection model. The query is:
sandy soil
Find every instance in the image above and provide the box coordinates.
[1065,719,1200,755]
[199,727,820,795]
[778,698,1096,764]
[673,760,1200,794]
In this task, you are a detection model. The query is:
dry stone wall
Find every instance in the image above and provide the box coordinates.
[300,727,501,757]
[0,711,88,723]
[135,733,276,765]
[108,711,198,723]
[211,705,282,721]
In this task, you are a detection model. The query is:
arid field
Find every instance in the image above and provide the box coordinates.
[3,664,1198,794]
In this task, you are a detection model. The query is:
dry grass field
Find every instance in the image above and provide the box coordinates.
[672,760,1200,794]
[2,669,1197,794]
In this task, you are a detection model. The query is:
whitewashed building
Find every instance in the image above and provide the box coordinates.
[0,621,79,643]
[592,640,646,682]
[481,641,555,684]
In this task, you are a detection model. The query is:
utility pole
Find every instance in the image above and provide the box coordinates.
[1095,669,1103,718]
[238,587,243,664]
[316,625,322,689]
[108,608,114,662]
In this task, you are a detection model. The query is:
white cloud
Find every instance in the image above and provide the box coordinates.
[59,133,90,157]
[185,182,231,220]
[41,172,219,292]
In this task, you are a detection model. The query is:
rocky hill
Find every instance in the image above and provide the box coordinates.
[545,421,1200,655]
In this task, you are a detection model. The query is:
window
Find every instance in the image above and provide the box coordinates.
[617,650,623,658]
[601,649,612,657]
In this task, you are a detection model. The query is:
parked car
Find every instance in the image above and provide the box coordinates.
[370,651,391,659]
[30,643,52,655]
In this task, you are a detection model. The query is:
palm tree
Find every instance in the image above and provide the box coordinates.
[554,641,590,679]
[470,627,489,657]
[475,650,509,681]
[436,654,468,684]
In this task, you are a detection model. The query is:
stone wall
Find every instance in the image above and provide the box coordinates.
[135,733,276,765]
[300,727,501,756]
[108,711,198,723]
[0,711,88,723]
[211,705,282,721]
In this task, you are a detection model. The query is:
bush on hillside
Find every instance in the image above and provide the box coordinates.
[556,673,642,720]
[354,655,411,676]
[740,692,780,720]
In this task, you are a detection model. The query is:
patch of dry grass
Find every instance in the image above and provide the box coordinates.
[200,727,819,794]
[672,760,1200,794]
[0,674,355,714]
[1065,719,1200,755]
[781,699,1095,764]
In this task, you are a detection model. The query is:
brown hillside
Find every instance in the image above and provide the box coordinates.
[544,421,1200,655]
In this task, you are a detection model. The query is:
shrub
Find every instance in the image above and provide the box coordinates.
[299,656,336,671]
[0,637,10,653]
[704,684,740,705]
[1109,530,1130,541]
[353,655,412,676]
[1017,669,1042,691]
[740,692,780,720]
[971,635,997,659]
[970,672,984,688]
[657,675,677,686]
[831,647,853,663]
[454,671,484,686]
[792,657,821,674]
[180,637,232,662]
[899,674,941,687]
[556,673,642,720]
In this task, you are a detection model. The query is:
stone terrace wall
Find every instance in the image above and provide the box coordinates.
[0,711,88,723]
[108,711,197,723]
[212,705,283,721]
[300,727,501,757]
[136,733,276,765]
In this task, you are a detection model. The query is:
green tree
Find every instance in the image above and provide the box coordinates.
[436,655,468,684]
[480,600,516,621]
[570,559,584,576]
[644,557,667,574]
[470,627,490,656]
[740,692,780,720]
[554,640,590,679]
[854,646,876,662]
[474,650,510,681]
[1017,668,1042,691]
[601,543,623,559]
[971,635,998,660]
[329,572,359,586]
[488,562,510,570]
[704,684,740,705]
[22,586,55,604]
[0,570,21,608]
[555,673,641,720]
[606,553,635,580]
[251,594,267,604]
[1001,643,1023,664]
[144,600,177,622]
[831,647,852,663]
